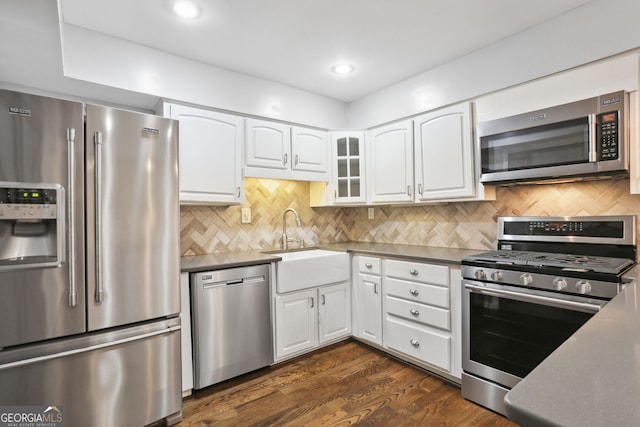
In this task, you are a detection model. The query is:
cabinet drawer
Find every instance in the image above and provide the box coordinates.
[385,277,449,309]
[384,259,449,286]
[385,295,450,330]
[358,256,381,275]
[385,316,451,371]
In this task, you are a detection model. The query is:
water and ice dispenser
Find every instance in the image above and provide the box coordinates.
[0,183,64,270]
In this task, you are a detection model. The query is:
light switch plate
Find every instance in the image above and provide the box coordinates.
[241,207,251,224]
[368,207,374,219]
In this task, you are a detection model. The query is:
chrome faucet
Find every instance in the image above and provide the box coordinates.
[282,208,302,249]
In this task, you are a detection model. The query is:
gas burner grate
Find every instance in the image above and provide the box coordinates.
[466,250,634,275]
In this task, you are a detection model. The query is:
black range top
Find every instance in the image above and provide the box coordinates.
[464,250,635,275]
[462,216,637,299]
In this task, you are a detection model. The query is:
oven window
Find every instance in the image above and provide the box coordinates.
[481,117,589,173]
[469,292,593,378]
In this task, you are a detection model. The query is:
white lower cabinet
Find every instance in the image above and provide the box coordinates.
[381,258,461,380]
[385,316,451,371]
[352,256,382,346]
[275,282,351,361]
[275,288,318,359]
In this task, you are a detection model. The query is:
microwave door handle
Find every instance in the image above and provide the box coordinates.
[464,283,603,314]
[589,113,597,162]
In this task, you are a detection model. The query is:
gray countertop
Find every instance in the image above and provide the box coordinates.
[180,242,483,273]
[505,264,640,426]
[181,251,282,272]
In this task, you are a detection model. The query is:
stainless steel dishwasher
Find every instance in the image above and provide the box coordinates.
[191,264,273,389]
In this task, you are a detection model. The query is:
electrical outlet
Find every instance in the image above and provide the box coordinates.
[241,207,251,224]
[368,207,374,219]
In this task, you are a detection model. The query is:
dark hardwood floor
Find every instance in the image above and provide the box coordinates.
[179,340,517,426]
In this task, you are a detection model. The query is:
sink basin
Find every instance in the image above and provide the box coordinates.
[273,249,350,293]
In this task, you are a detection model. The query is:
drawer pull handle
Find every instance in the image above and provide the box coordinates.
[365,263,372,268]
[409,309,419,316]
[410,339,420,347]
[409,269,419,276]
[409,289,419,296]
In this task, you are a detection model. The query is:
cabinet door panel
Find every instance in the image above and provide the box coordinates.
[355,273,382,345]
[245,119,290,169]
[369,121,413,203]
[275,290,318,359]
[414,102,475,201]
[169,105,243,204]
[332,131,366,204]
[319,283,351,343]
[292,127,328,173]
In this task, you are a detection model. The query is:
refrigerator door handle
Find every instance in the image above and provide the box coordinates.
[0,325,181,371]
[94,131,104,303]
[67,127,77,307]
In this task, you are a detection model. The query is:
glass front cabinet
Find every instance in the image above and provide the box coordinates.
[333,131,366,204]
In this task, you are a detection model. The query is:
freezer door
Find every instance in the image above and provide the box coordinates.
[0,90,85,347]
[0,318,182,427]
[86,104,180,331]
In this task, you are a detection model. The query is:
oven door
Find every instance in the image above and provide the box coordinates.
[462,279,606,388]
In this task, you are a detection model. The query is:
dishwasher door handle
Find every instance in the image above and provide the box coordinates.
[202,275,266,289]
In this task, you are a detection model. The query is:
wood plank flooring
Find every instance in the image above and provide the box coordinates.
[179,340,517,426]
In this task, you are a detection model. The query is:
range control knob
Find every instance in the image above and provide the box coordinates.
[491,271,504,281]
[520,273,533,286]
[475,269,487,280]
[575,280,592,294]
[553,278,568,291]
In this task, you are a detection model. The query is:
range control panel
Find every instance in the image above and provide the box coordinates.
[502,219,624,238]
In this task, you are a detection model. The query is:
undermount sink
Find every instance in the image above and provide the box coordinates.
[273,249,350,293]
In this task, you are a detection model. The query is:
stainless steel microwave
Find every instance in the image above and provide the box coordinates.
[478,91,629,185]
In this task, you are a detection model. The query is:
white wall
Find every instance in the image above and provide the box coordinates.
[347,0,640,129]
[60,24,348,129]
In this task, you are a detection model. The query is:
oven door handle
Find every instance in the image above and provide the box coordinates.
[464,283,604,314]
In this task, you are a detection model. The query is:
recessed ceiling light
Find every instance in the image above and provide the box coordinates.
[173,0,201,19]
[332,64,355,75]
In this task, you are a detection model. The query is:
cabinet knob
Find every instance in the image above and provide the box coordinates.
[410,339,420,347]
[283,153,288,165]
[409,309,419,316]
[294,154,299,165]
[409,268,419,276]
[365,263,373,268]
[409,289,419,296]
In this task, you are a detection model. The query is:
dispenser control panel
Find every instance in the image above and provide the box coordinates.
[0,187,58,220]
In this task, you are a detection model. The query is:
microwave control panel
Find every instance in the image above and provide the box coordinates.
[596,111,619,161]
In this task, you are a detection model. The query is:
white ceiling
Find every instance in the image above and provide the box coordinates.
[57,0,594,103]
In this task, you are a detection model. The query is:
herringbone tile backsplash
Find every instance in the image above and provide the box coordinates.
[180,178,640,256]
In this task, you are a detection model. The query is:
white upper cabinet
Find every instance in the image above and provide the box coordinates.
[164,103,244,205]
[291,126,329,173]
[368,120,414,203]
[245,118,291,170]
[414,102,475,201]
[309,130,366,206]
[245,118,329,181]
[333,131,366,204]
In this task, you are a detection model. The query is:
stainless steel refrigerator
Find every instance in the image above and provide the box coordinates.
[0,90,181,426]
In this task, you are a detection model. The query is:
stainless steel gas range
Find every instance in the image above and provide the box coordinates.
[461,216,636,415]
